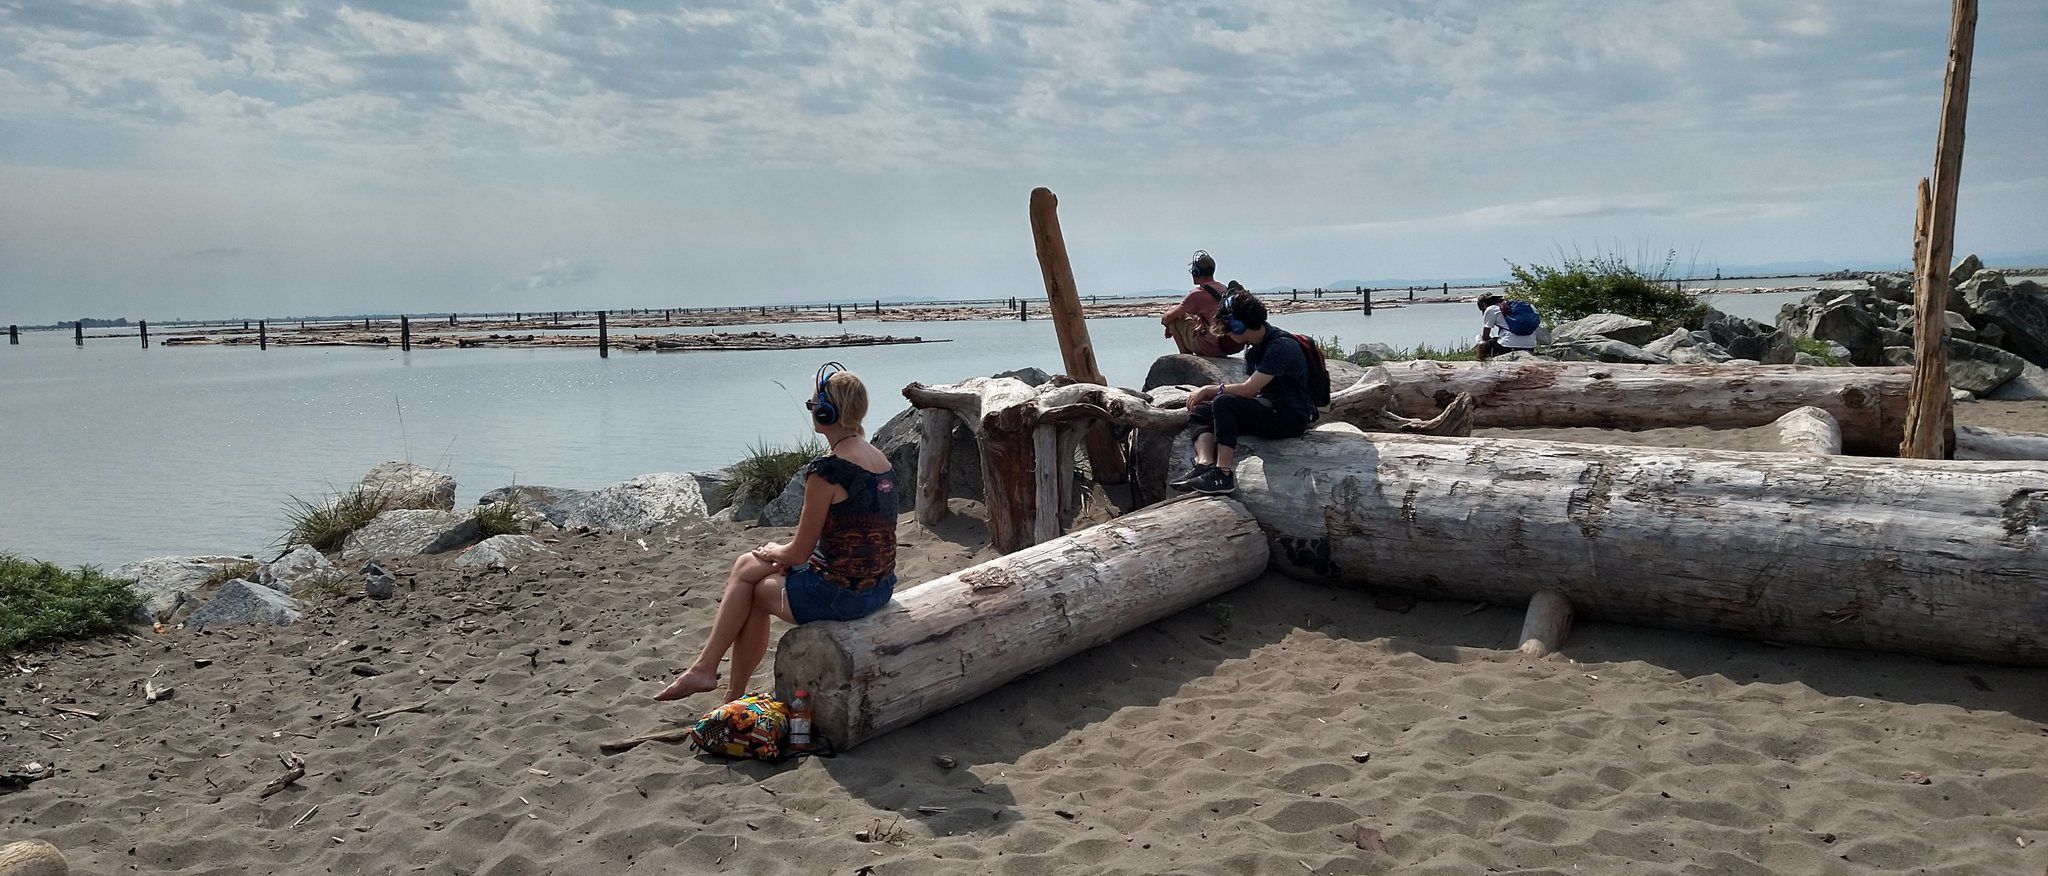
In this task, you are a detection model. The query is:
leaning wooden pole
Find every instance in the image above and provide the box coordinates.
[775,497,1269,750]
[1029,187,1127,484]
[1238,427,2048,666]
[1901,0,1976,459]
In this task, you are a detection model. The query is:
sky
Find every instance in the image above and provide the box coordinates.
[1,0,2044,324]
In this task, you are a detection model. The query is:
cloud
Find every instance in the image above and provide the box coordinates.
[496,258,596,293]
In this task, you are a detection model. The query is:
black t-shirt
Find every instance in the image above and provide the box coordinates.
[1246,325,1314,421]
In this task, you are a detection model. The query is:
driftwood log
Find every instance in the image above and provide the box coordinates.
[1954,425,2048,461]
[1773,406,1842,455]
[774,497,1269,750]
[1517,591,1574,658]
[1379,360,1912,455]
[1235,426,2048,666]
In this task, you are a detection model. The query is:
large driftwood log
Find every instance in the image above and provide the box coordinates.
[1236,427,2048,666]
[1773,406,1842,455]
[1954,425,2048,461]
[1380,360,1912,455]
[774,497,1269,750]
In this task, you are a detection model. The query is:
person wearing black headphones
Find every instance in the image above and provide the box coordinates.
[1160,250,1245,357]
[655,363,899,703]
[1171,291,1313,495]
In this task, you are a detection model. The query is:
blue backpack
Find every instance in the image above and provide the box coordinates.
[1501,300,1541,336]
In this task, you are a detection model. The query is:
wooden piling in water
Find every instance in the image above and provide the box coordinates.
[259,321,268,350]
[400,315,411,351]
[1362,288,1373,315]
[7,325,16,345]
[598,310,609,358]
[74,323,83,346]
[836,305,843,323]
[140,320,149,348]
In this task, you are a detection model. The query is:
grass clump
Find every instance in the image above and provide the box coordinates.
[281,488,393,552]
[1793,336,1845,365]
[201,562,260,589]
[0,554,142,652]
[1507,248,1706,331]
[1328,335,1480,365]
[727,438,824,508]
[473,497,530,538]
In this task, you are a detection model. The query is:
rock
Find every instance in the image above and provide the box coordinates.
[1143,354,1243,391]
[1951,387,1975,403]
[352,461,455,512]
[1708,312,1773,349]
[1963,279,2048,366]
[872,406,979,510]
[1723,358,1762,366]
[1360,342,1401,361]
[1493,350,1549,362]
[1782,297,1887,366]
[1548,338,1669,365]
[1726,329,1797,365]
[340,509,481,564]
[759,471,808,527]
[1867,272,1914,303]
[1642,328,1696,358]
[455,534,557,570]
[185,579,300,631]
[1348,344,1384,365]
[112,555,259,624]
[1668,343,1734,365]
[1987,360,2048,401]
[1551,313,1659,346]
[691,468,736,515]
[1326,358,1367,389]
[0,839,67,876]
[1896,308,1978,342]
[1821,340,1852,361]
[481,475,709,532]
[1948,253,1982,288]
[1881,339,2025,394]
[258,546,344,595]
[992,367,1054,386]
[1793,353,1827,366]
[361,561,397,599]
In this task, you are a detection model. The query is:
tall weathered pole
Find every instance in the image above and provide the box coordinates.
[1028,187,1127,484]
[1901,0,1976,459]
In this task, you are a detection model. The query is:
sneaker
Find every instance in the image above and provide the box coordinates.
[1189,467,1236,496]
[1168,463,1215,492]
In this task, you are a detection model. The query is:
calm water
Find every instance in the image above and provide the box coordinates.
[0,289,1815,569]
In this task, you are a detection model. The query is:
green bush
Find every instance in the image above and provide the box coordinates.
[1330,336,1478,364]
[727,438,823,508]
[281,488,393,552]
[0,555,141,651]
[1506,249,1705,331]
[472,497,530,538]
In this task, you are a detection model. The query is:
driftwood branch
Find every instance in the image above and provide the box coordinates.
[598,726,697,755]
[259,752,306,798]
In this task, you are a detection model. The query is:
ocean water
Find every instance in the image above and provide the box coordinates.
[0,290,1815,569]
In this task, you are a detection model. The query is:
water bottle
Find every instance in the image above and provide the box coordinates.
[788,689,813,750]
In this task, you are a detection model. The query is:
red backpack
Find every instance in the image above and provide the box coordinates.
[1288,333,1333,408]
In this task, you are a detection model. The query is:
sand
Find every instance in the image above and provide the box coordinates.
[5,408,2048,875]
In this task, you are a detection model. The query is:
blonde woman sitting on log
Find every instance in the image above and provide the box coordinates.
[655,363,899,702]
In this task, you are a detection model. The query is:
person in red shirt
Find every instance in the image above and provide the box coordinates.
[1161,250,1244,357]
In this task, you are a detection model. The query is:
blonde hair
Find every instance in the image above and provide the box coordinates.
[825,370,869,433]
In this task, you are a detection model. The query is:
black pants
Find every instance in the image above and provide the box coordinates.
[1189,395,1308,449]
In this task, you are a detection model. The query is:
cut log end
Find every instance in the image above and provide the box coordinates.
[1516,590,1574,658]
[0,840,67,876]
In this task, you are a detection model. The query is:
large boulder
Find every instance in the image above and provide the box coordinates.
[112,555,259,624]
[259,546,344,595]
[186,579,300,631]
[454,535,557,570]
[1550,313,1660,347]
[1725,329,1797,365]
[1143,354,1243,390]
[1988,360,2048,401]
[1642,328,1696,358]
[1668,342,1735,365]
[479,474,709,531]
[1963,279,2048,366]
[759,471,809,527]
[1867,272,1914,304]
[340,509,481,563]
[1548,338,1669,365]
[1780,295,1887,366]
[1880,338,2025,395]
[1948,253,1983,288]
[691,468,736,515]
[352,461,455,512]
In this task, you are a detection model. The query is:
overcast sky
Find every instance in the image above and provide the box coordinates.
[1,0,2044,323]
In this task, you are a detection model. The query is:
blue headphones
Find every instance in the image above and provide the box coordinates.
[810,361,847,425]
[1189,249,1212,279]
[1218,299,1247,334]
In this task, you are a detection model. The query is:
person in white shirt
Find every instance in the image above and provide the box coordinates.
[1474,294,1538,361]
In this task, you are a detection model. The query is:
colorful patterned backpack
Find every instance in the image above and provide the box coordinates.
[685,693,789,760]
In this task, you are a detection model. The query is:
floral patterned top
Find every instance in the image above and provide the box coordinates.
[805,455,897,591]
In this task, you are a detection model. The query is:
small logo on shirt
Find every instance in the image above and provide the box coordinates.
[878,478,895,493]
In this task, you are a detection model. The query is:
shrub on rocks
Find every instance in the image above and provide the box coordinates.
[111,555,258,623]
[1507,249,1705,330]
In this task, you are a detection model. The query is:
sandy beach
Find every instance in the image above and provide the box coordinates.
[4,408,2047,875]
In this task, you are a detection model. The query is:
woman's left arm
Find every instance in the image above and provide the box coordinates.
[761,474,839,566]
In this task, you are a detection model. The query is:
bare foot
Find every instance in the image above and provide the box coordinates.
[722,687,747,703]
[653,668,719,702]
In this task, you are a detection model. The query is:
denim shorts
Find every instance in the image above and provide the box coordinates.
[784,565,895,624]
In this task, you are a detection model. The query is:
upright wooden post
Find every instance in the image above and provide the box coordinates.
[1031,424,1061,544]
[242,320,250,331]
[400,315,411,351]
[874,299,882,315]
[7,325,16,345]
[836,305,843,323]
[1517,590,1574,657]
[1017,299,1027,321]
[915,409,953,526]
[139,320,148,348]
[1027,186,1127,484]
[73,322,83,346]
[1902,0,1976,460]
[1409,287,1416,301]
[259,320,267,350]
[1362,288,1373,315]
[598,310,609,358]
